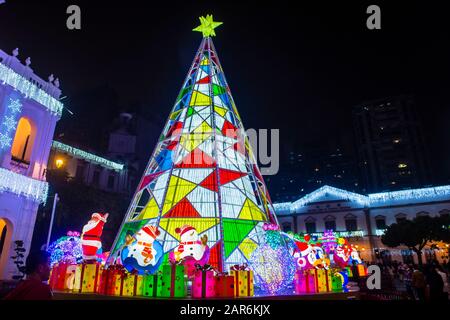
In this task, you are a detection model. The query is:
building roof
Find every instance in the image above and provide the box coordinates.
[274,184,450,215]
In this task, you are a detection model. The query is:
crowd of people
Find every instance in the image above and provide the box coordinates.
[361,259,450,301]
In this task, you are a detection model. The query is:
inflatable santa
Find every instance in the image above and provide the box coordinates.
[121,224,163,274]
[81,213,108,262]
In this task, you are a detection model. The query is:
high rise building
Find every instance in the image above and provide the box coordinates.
[353,95,432,193]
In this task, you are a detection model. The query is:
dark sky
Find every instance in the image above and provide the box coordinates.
[1,1,450,181]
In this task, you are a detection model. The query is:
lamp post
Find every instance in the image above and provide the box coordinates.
[46,193,59,249]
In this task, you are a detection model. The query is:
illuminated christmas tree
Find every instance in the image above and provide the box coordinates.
[108,15,286,276]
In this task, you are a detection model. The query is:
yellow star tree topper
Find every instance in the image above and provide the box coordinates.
[193,14,223,37]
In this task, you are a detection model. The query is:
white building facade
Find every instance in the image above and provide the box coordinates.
[0,49,63,280]
[274,185,450,265]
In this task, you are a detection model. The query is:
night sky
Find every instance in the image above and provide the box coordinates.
[1,1,450,183]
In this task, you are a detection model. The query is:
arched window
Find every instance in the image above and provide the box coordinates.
[439,209,450,220]
[11,117,36,164]
[416,211,429,218]
[282,222,292,233]
[344,213,358,231]
[304,216,316,234]
[323,215,336,231]
[395,213,407,223]
[375,215,387,230]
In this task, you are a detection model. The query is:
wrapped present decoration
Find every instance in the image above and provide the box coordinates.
[73,262,102,293]
[294,269,316,294]
[157,262,186,298]
[230,264,254,297]
[121,273,136,297]
[192,264,215,298]
[345,266,353,278]
[49,263,68,291]
[357,264,368,277]
[214,272,234,298]
[315,269,329,293]
[97,264,125,296]
[140,274,159,297]
[330,271,343,292]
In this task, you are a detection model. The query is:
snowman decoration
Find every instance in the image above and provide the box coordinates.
[121,225,163,274]
[173,225,208,263]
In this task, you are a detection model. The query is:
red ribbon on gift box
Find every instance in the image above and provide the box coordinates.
[230,263,249,271]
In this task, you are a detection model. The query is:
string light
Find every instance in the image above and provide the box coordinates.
[0,63,63,116]
[0,167,48,203]
[0,97,22,149]
[47,232,83,267]
[249,231,296,296]
[52,141,124,171]
[274,185,450,213]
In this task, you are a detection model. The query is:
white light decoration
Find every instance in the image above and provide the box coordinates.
[369,185,450,205]
[0,63,63,116]
[292,185,369,210]
[274,185,450,214]
[52,141,124,171]
[0,168,49,203]
[0,97,22,149]
[375,229,386,236]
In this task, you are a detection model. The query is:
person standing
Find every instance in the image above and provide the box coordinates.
[411,267,426,301]
[436,265,449,300]
[427,266,445,301]
[3,251,53,300]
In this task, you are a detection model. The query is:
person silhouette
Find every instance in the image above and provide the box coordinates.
[3,251,53,300]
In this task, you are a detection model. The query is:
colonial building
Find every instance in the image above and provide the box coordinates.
[48,140,129,194]
[0,48,63,279]
[274,185,450,265]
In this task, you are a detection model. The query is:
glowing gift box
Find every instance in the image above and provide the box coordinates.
[315,269,329,293]
[192,266,215,298]
[330,272,343,292]
[120,273,136,296]
[345,266,353,278]
[214,274,235,298]
[230,265,254,297]
[140,274,158,297]
[73,263,102,293]
[357,265,368,277]
[49,263,71,291]
[97,266,125,296]
[156,264,186,298]
[294,269,316,294]
[134,275,145,296]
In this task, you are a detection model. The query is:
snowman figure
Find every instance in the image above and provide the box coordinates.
[173,225,208,262]
[121,225,163,274]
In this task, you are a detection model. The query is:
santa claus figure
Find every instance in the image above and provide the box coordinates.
[121,225,163,274]
[81,213,108,262]
[293,235,330,270]
[333,238,352,268]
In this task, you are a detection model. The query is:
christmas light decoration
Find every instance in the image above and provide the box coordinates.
[292,185,369,211]
[275,185,450,214]
[108,17,285,276]
[0,97,22,149]
[0,167,48,203]
[249,238,296,295]
[47,232,83,267]
[0,63,63,116]
[52,141,124,171]
[369,185,450,205]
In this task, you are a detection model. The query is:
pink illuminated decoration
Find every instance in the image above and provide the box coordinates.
[263,223,280,231]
